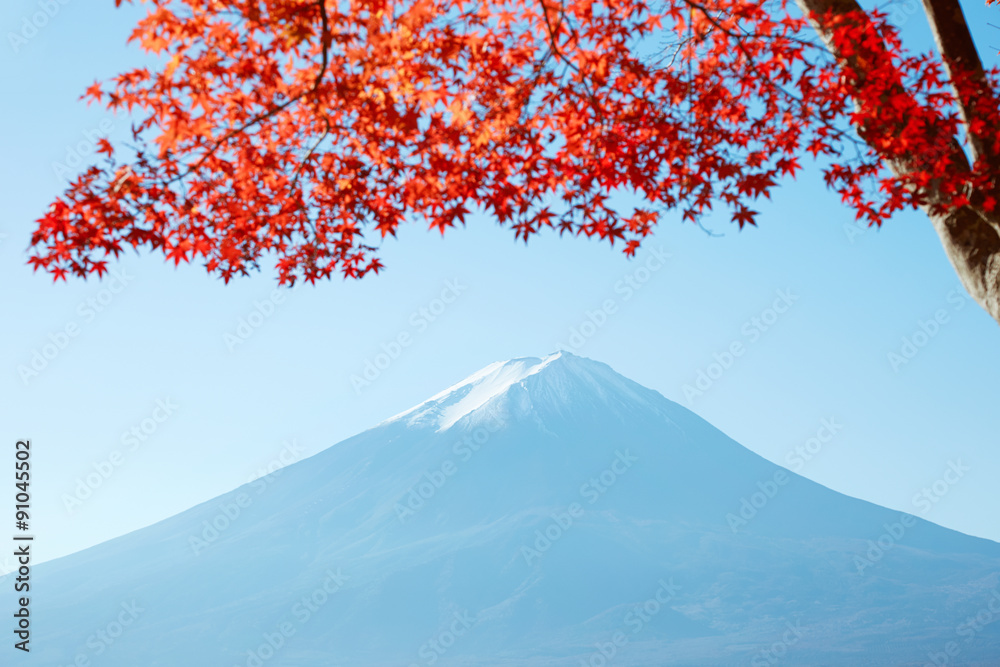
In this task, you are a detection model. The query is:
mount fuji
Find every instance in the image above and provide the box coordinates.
[23,352,1000,666]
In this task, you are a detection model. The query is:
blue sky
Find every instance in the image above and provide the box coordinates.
[1,0,998,568]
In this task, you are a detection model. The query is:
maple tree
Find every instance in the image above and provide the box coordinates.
[29,0,1000,324]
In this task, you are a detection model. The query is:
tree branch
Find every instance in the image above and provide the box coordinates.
[794,0,1000,324]
[165,0,332,186]
[920,0,999,172]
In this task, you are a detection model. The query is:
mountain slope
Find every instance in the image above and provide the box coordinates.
[22,352,1000,666]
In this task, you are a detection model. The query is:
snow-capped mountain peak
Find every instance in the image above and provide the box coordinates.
[385,352,566,430]
[31,352,1000,666]
[383,351,662,432]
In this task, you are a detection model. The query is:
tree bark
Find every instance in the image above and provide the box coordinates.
[794,0,1000,325]
[921,0,998,171]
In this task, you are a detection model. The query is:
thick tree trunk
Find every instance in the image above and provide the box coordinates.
[926,206,1000,321]
[794,0,1000,325]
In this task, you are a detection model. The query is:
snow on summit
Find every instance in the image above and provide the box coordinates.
[386,352,562,430]
[386,351,661,431]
